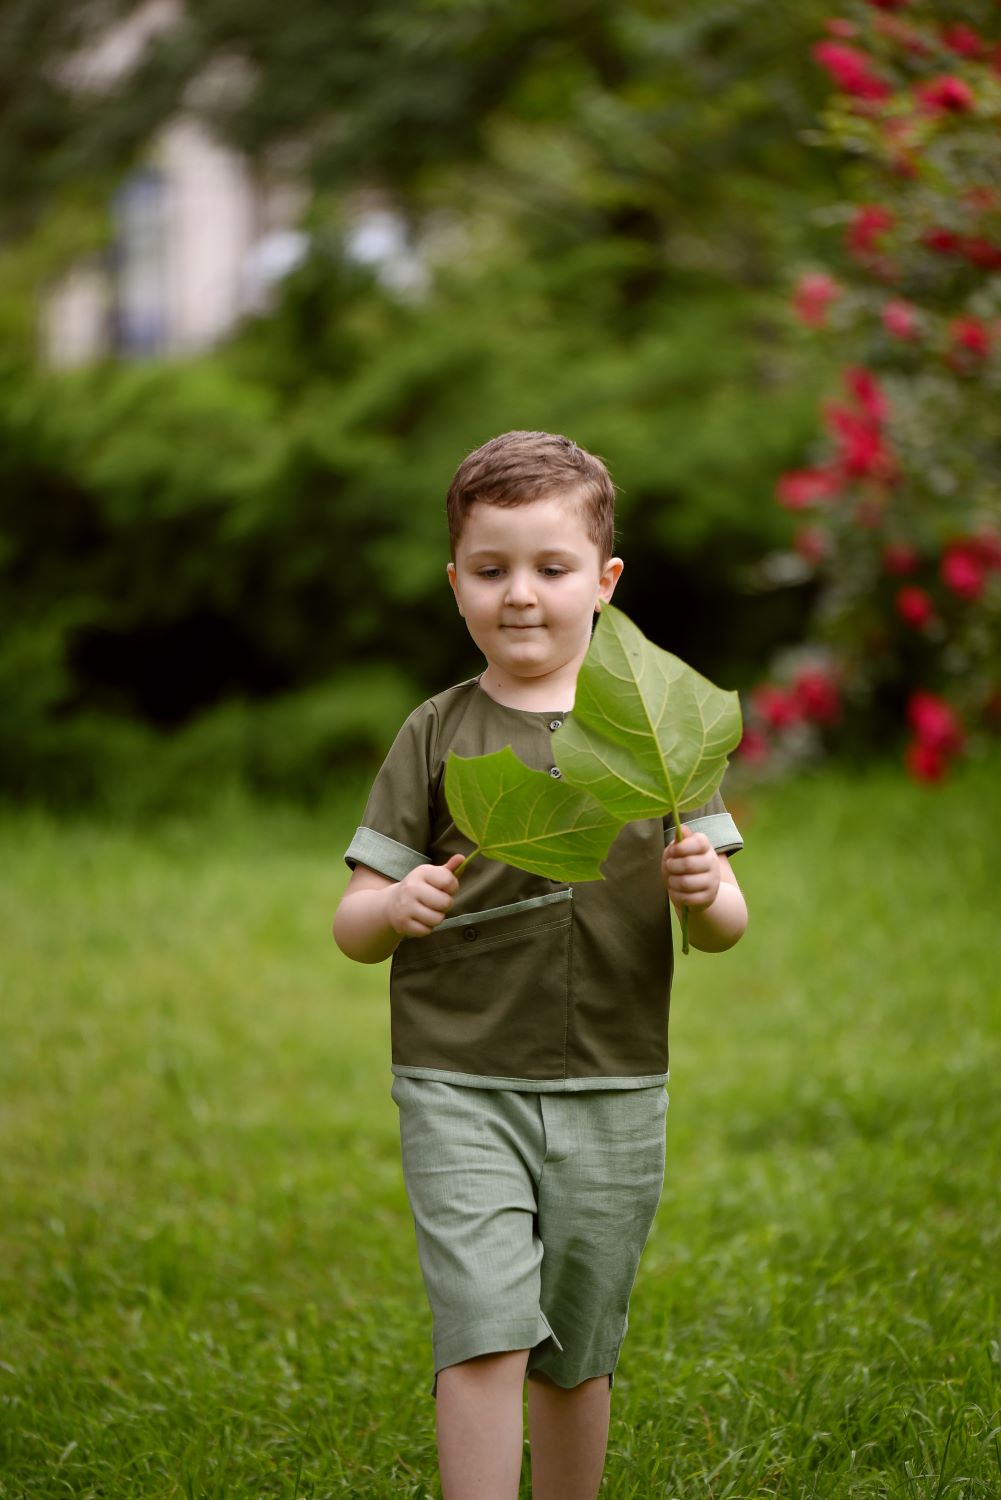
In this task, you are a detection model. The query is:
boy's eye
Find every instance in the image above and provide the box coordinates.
[477,567,504,579]
[540,567,567,578]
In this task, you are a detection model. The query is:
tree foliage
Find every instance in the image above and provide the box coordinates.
[1,0,858,808]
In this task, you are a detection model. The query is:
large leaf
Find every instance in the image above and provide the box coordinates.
[553,604,742,826]
[445,746,623,882]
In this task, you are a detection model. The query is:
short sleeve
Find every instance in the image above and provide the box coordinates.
[664,788,743,856]
[343,702,438,880]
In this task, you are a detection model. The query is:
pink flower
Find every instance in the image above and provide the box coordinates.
[908,692,964,753]
[941,24,984,59]
[896,586,935,628]
[737,725,770,764]
[752,684,801,731]
[793,272,842,327]
[905,739,949,781]
[916,75,976,114]
[941,542,986,600]
[882,298,920,341]
[776,468,840,510]
[793,668,841,727]
[812,41,892,100]
[793,525,829,564]
[847,204,895,257]
[883,541,920,575]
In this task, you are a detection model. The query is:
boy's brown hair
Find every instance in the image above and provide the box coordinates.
[446,430,617,561]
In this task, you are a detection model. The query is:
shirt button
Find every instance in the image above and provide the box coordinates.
[549,766,562,778]
[549,719,563,731]
[463,927,478,942]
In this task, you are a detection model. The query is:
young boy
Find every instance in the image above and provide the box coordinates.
[333,430,747,1500]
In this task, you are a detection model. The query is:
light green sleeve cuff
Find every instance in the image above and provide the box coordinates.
[681,812,743,855]
[344,827,427,880]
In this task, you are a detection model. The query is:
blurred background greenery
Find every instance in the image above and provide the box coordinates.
[0,0,851,812]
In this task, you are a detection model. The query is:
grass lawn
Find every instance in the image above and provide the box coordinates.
[1,759,999,1499]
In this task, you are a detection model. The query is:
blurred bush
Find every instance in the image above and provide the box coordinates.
[1,0,850,809]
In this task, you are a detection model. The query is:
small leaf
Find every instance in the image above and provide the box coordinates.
[445,746,623,881]
[553,604,742,824]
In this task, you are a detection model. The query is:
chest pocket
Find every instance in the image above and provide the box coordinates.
[389,889,574,1080]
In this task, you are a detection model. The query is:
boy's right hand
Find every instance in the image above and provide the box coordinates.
[386,854,464,938]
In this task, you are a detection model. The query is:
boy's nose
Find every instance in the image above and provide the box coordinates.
[504,571,538,605]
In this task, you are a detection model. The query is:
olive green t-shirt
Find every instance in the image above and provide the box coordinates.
[344,677,743,1092]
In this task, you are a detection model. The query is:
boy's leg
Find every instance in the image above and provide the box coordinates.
[526,1370,612,1500]
[436,1347,531,1500]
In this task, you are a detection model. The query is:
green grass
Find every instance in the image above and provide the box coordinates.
[1,761,999,1499]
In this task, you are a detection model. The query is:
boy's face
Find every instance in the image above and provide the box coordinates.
[446,492,623,693]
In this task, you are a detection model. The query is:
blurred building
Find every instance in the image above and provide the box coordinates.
[41,0,308,367]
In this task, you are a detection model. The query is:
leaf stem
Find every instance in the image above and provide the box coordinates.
[454,850,478,878]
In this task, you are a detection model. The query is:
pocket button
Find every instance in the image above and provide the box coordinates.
[463,927,478,942]
[549,766,562,778]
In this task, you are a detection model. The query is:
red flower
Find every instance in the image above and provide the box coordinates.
[916,75,976,114]
[947,316,991,370]
[961,238,1001,271]
[824,18,858,38]
[847,204,895,257]
[905,739,949,781]
[941,542,986,600]
[826,405,894,481]
[882,298,920,341]
[972,530,1001,571]
[896,585,935,628]
[962,186,998,213]
[752,684,801,731]
[867,0,910,10]
[941,24,984,59]
[922,226,962,256]
[776,468,840,510]
[793,272,841,327]
[907,692,964,753]
[883,541,920,575]
[812,41,892,100]
[793,525,829,564]
[737,725,770,764]
[793,668,841,727]
[843,366,888,424]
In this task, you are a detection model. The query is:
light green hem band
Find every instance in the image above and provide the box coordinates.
[678,812,743,854]
[345,827,426,880]
[391,1065,669,1093]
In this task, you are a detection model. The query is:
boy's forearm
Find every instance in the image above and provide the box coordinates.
[333,888,403,964]
[681,882,748,953]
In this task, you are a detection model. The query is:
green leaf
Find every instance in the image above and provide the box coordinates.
[553,603,743,826]
[445,745,623,882]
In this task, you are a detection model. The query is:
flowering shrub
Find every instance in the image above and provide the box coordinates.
[743,0,1001,781]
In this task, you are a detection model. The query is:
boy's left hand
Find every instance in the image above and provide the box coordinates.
[660,825,721,910]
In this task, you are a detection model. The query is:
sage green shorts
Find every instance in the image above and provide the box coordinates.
[390,1075,668,1396]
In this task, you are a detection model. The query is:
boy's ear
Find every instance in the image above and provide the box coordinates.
[446,561,464,616]
[597,556,624,609]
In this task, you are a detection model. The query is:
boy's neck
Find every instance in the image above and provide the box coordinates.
[477,662,577,713]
